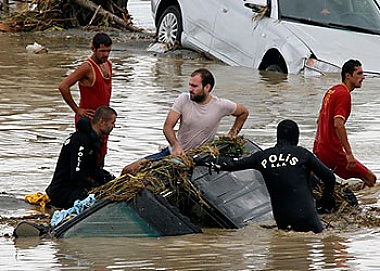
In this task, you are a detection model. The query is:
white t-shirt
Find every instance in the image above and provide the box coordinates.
[171,93,237,151]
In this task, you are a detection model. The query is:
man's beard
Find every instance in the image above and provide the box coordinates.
[96,55,107,64]
[191,91,206,103]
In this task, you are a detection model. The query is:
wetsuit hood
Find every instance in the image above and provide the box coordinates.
[76,117,92,133]
[277,119,299,146]
[76,117,102,150]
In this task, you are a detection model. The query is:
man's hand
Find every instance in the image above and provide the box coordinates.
[121,159,146,175]
[170,143,185,156]
[223,130,238,139]
[345,153,356,170]
[316,193,336,213]
[76,108,95,119]
[194,156,221,174]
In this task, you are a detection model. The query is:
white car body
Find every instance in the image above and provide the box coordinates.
[151,0,380,75]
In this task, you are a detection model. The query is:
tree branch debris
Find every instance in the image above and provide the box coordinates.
[0,0,143,32]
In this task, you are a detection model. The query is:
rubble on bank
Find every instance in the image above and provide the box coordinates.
[0,0,143,32]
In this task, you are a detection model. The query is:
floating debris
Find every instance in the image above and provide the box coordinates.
[320,203,380,231]
[26,42,48,53]
[0,213,51,229]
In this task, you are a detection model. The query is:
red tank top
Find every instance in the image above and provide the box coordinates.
[76,58,112,160]
[78,58,112,111]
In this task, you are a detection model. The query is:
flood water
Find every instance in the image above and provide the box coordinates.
[2,1,380,270]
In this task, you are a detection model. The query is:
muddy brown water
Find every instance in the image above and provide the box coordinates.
[2,2,380,270]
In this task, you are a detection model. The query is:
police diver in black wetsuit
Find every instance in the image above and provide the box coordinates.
[206,120,336,233]
[46,106,117,209]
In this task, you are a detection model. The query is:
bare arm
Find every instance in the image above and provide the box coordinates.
[227,103,249,138]
[334,117,356,169]
[121,158,146,175]
[58,62,95,118]
[163,109,184,155]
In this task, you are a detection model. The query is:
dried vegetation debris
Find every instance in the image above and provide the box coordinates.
[0,0,140,32]
[314,179,380,231]
[90,137,245,203]
[321,204,380,231]
[0,213,51,228]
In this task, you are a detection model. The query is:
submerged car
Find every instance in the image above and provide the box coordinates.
[47,139,273,238]
[151,0,380,75]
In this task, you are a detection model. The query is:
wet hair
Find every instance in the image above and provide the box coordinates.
[191,68,215,91]
[277,119,299,145]
[341,59,361,82]
[92,33,112,49]
[92,106,117,124]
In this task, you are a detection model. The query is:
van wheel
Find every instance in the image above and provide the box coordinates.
[265,64,285,73]
[157,6,183,48]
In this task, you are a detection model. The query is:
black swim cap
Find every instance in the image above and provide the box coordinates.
[277,119,299,145]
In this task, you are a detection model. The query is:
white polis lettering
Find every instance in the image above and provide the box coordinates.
[261,153,299,168]
[76,146,85,172]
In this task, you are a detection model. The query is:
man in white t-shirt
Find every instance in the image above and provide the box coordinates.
[164,68,248,155]
[122,68,249,173]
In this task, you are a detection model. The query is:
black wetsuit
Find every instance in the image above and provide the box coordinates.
[46,117,113,209]
[217,141,335,233]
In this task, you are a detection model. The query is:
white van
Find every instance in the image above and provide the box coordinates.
[151,0,380,76]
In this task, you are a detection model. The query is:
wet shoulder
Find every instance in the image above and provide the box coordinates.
[177,92,190,103]
[69,129,92,146]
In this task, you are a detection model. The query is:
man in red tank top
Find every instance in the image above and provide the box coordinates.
[58,32,112,167]
[313,59,376,187]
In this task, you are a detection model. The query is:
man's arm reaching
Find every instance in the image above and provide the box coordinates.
[227,103,249,138]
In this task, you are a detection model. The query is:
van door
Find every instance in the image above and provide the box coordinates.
[211,0,257,66]
[180,0,220,50]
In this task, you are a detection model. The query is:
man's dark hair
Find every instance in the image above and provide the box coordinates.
[92,33,112,49]
[341,59,361,82]
[93,106,117,124]
[191,68,215,91]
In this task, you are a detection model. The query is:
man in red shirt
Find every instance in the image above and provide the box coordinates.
[58,32,112,167]
[313,59,376,187]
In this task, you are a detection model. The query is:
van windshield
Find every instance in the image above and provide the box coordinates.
[278,0,380,33]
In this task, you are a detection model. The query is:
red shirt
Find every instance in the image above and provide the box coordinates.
[76,58,112,159]
[78,58,112,112]
[313,83,351,158]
